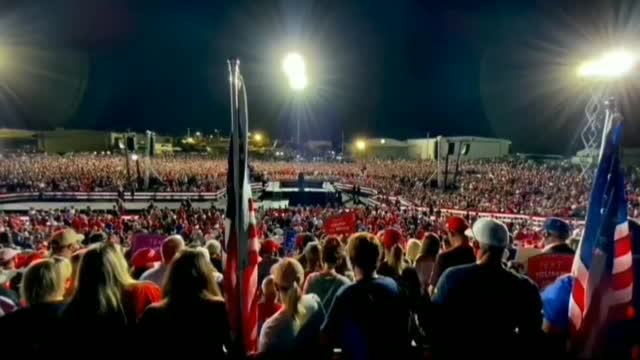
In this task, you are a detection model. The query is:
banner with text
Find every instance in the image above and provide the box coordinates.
[131,233,166,253]
[325,212,357,235]
[527,253,574,290]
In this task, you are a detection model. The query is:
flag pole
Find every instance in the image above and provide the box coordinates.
[227,57,246,351]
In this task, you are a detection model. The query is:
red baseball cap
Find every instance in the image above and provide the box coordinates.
[382,227,405,251]
[262,239,280,254]
[447,216,469,235]
[131,248,161,270]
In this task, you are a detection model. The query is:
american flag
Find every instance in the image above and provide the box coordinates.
[224,60,260,354]
[569,124,634,355]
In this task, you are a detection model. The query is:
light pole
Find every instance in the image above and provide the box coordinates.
[282,52,308,151]
[576,49,636,174]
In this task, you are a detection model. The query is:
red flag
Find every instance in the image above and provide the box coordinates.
[224,61,260,354]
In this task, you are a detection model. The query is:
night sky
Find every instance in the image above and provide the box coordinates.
[1,0,640,154]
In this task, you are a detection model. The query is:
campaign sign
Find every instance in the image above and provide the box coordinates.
[527,253,573,290]
[131,233,165,253]
[324,212,357,235]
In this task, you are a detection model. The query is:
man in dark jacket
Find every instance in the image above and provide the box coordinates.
[542,218,574,255]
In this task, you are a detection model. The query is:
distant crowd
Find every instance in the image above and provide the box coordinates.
[2,153,640,218]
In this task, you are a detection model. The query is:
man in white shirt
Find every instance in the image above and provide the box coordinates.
[140,235,184,286]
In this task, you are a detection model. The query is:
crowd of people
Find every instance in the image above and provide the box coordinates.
[2,153,640,218]
[1,200,611,359]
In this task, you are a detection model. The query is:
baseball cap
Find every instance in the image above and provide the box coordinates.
[262,239,280,254]
[50,229,84,249]
[131,248,161,270]
[544,218,571,239]
[472,218,509,248]
[447,216,469,235]
[382,227,405,251]
[0,248,18,264]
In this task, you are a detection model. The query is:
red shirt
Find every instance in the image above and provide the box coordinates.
[122,282,162,320]
[258,300,282,326]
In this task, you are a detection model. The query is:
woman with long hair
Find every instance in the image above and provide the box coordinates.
[0,257,70,355]
[303,241,322,279]
[378,243,406,281]
[138,248,230,358]
[303,236,351,309]
[61,243,161,353]
[259,258,325,355]
[414,233,440,296]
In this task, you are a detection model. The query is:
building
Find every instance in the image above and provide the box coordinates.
[37,129,174,154]
[38,129,114,153]
[350,138,409,159]
[407,136,511,160]
[0,128,38,151]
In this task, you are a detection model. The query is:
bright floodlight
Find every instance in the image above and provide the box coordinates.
[356,140,366,151]
[380,138,386,144]
[254,133,263,142]
[578,49,636,79]
[282,52,308,91]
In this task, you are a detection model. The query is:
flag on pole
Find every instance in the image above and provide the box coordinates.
[569,123,634,356]
[224,59,260,354]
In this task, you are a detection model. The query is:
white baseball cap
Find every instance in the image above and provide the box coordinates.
[472,218,509,248]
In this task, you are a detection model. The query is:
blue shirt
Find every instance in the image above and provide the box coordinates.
[541,274,573,331]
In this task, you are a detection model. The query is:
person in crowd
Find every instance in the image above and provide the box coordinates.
[258,239,280,286]
[405,238,422,266]
[0,248,20,304]
[321,232,411,360]
[432,218,542,359]
[378,243,407,281]
[542,218,575,255]
[205,239,224,273]
[0,247,18,271]
[61,243,161,355]
[138,248,230,358]
[334,247,355,282]
[130,247,161,279]
[259,275,282,332]
[140,235,185,286]
[66,249,85,300]
[303,241,322,279]
[0,257,71,355]
[429,216,476,289]
[49,228,84,258]
[259,258,324,355]
[303,236,351,309]
[295,233,316,268]
[414,233,440,296]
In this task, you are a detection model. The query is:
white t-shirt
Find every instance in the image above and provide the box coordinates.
[258,293,321,353]
[139,264,168,286]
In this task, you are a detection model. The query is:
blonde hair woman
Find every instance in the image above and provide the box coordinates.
[405,239,422,266]
[0,257,71,356]
[259,258,324,354]
[138,248,230,358]
[61,243,161,354]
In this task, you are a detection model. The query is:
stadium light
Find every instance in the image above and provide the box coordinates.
[578,49,637,79]
[380,138,386,144]
[254,132,263,142]
[282,52,308,91]
[356,139,366,151]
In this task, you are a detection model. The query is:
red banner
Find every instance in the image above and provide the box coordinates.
[324,212,357,235]
[527,253,574,290]
[131,233,166,253]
